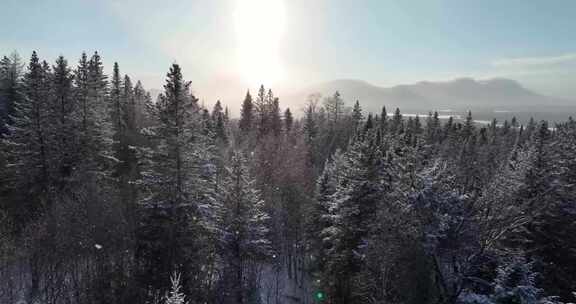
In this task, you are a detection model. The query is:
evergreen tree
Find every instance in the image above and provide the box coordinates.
[462,110,475,139]
[324,91,345,124]
[425,111,441,143]
[322,135,388,304]
[270,97,282,136]
[390,107,403,134]
[254,85,269,136]
[1,51,52,219]
[303,100,319,167]
[362,113,374,135]
[307,151,347,293]
[379,106,388,133]
[109,62,124,144]
[50,55,76,182]
[211,100,227,143]
[0,52,24,134]
[224,106,229,123]
[284,107,293,133]
[513,120,576,301]
[216,152,271,304]
[238,90,254,135]
[352,100,363,129]
[75,52,90,131]
[304,102,317,144]
[137,64,213,300]
[211,99,223,119]
[76,51,111,168]
[122,74,136,134]
[164,273,188,304]
[133,80,147,128]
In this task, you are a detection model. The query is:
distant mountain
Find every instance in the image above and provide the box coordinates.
[285,78,574,114]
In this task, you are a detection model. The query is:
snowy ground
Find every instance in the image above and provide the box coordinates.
[258,257,314,304]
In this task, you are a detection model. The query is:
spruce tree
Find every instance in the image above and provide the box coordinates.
[379,106,388,132]
[164,273,188,304]
[110,62,123,139]
[74,52,111,169]
[255,85,268,136]
[390,107,403,134]
[425,111,441,143]
[0,52,24,134]
[270,97,282,136]
[322,134,388,304]
[284,108,293,133]
[307,152,347,294]
[324,91,344,124]
[122,75,136,134]
[137,64,213,299]
[133,80,147,128]
[224,106,230,123]
[74,53,90,131]
[50,55,76,182]
[462,110,475,139]
[352,100,363,129]
[217,152,271,304]
[238,90,254,135]
[1,51,52,218]
[211,99,223,119]
[211,100,227,144]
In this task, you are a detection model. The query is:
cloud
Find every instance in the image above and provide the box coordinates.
[491,53,576,68]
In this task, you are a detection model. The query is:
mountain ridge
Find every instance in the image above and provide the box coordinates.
[285,77,574,113]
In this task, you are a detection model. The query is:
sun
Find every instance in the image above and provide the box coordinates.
[234,0,286,87]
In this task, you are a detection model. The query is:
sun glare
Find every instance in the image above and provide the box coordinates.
[235,0,286,87]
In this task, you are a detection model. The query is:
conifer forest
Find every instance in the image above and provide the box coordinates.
[1,51,576,304]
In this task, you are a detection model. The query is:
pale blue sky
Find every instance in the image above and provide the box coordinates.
[1,0,575,102]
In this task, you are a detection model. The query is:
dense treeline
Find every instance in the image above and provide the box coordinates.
[0,51,575,304]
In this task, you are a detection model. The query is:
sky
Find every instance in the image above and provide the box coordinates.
[1,0,575,110]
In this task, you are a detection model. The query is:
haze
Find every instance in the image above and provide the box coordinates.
[1,0,575,113]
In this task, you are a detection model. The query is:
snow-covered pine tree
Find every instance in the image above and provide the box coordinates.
[306,151,347,296]
[0,52,24,134]
[122,75,136,136]
[133,80,147,129]
[379,106,388,133]
[270,97,282,136]
[137,63,214,300]
[216,151,271,304]
[1,51,52,216]
[303,100,317,146]
[164,272,188,304]
[50,55,77,183]
[239,90,254,137]
[110,62,124,139]
[284,107,293,133]
[211,99,223,119]
[351,100,363,130]
[74,52,90,131]
[457,133,481,193]
[211,100,228,144]
[321,132,389,304]
[139,83,157,130]
[224,106,229,122]
[323,91,344,125]
[514,119,576,301]
[75,51,112,170]
[462,110,475,140]
[253,85,269,137]
[459,256,558,304]
[390,107,403,134]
